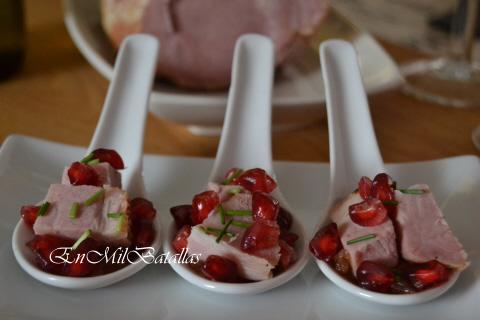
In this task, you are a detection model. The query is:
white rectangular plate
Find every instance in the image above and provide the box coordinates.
[0,135,478,319]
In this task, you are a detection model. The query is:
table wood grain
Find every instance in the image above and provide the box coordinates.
[1,0,479,164]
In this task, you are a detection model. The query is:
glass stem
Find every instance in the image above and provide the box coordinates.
[463,0,478,62]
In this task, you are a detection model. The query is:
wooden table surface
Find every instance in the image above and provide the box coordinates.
[1,0,479,164]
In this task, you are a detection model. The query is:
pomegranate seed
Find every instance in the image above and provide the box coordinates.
[356,261,394,293]
[252,192,279,221]
[333,249,351,275]
[27,235,72,275]
[63,238,97,277]
[130,197,156,221]
[309,223,342,262]
[191,191,219,225]
[68,162,99,186]
[349,198,388,227]
[233,168,277,193]
[21,205,39,228]
[172,225,191,253]
[170,205,193,228]
[277,207,293,231]
[371,173,394,202]
[91,148,125,169]
[278,239,295,270]
[201,255,239,282]
[358,176,373,200]
[241,220,280,252]
[132,220,156,247]
[280,231,299,246]
[407,260,450,290]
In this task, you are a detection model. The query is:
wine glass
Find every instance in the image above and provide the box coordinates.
[402,0,479,108]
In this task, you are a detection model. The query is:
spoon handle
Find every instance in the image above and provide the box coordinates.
[320,40,384,205]
[87,34,159,194]
[210,35,275,182]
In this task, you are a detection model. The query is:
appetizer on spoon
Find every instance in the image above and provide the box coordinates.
[12,34,162,289]
[164,34,308,294]
[309,40,469,305]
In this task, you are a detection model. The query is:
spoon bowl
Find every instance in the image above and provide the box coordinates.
[12,34,162,289]
[165,34,309,294]
[315,39,460,305]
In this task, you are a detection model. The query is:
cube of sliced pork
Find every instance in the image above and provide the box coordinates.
[329,192,398,272]
[33,184,129,245]
[395,184,469,270]
[61,162,122,188]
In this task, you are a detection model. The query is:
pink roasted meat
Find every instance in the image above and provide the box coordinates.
[33,184,129,245]
[329,192,398,272]
[395,184,469,270]
[61,162,122,188]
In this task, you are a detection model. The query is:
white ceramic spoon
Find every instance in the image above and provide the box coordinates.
[12,34,162,289]
[315,39,460,305]
[164,34,308,294]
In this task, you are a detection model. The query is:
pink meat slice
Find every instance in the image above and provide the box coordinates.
[329,192,398,272]
[186,189,281,281]
[61,162,122,188]
[33,184,129,245]
[395,184,469,270]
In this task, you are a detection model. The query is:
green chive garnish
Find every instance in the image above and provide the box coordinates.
[219,205,226,225]
[87,159,100,165]
[199,227,235,238]
[225,210,252,217]
[116,214,125,234]
[84,189,105,206]
[383,200,399,206]
[72,229,92,250]
[399,189,425,195]
[222,169,243,185]
[216,219,233,243]
[38,202,50,216]
[80,153,95,164]
[228,187,243,195]
[231,220,251,228]
[347,234,376,245]
[107,212,124,219]
[69,202,80,219]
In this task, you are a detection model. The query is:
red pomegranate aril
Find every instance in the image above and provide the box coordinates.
[21,205,39,228]
[130,197,156,221]
[91,148,125,169]
[241,220,280,252]
[356,261,395,293]
[170,205,193,228]
[277,207,293,231]
[233,168,277,193]
[63,238,98,277]
[371,173,395,202]
[67,162,99,186]
[201,255,239,282]
[280,231,299,246]
[278,239,295,270]
[27,235,72,275]
[407,260,450,290]
[349,198,388,227]
[252,192,279,221]
[309,223,342,262]
[132,220,156,247]
[358,176,373,200]
[172,225,191,253]
[191,190,219,225]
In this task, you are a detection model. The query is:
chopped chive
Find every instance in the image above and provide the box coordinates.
[116,214,125,234]
[399,189,425,195]
[346,234,376,245]
[231,220,251,228]
[228,187,243,195]
[222,169,243,185]
[72,229,92,250]
[84,189,105,206]
[69,202,80,219]
[38,202,50,216]
[200,226,235,238]
[87,159,100,165]
[216,219,233,243]
[107,212,124,219]
[219,205,226,225]
[80,153,95,164]
[383,200,399,206]
[225,210,252,217]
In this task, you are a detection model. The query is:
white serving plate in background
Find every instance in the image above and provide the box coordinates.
[63,0,403,134]
[0,135,478,319]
